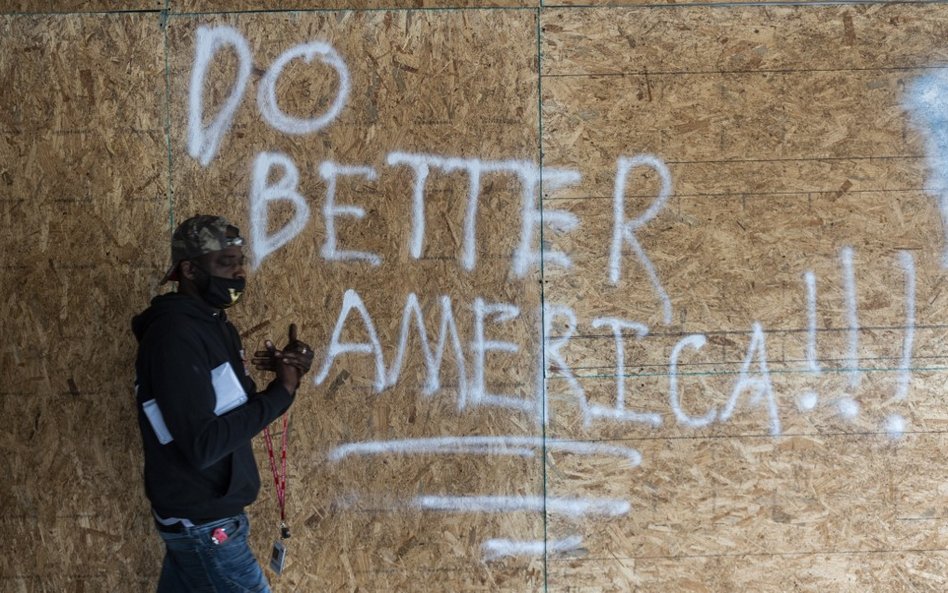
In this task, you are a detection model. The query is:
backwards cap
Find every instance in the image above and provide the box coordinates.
[161,215,244,284]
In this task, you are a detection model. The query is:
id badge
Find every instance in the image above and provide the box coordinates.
[269,540,286,575]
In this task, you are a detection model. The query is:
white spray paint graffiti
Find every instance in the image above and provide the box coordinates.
[887,250,916,439]
[384,153,434,260]
[719,322,780,436]
[318,161,381,265]
[249,152,310,268]
[185,27,925,561]
[838,246,861,421]
[315,246,916,555]
[187,26,251,167]
[470,297,529,414]
[895,250,916,402]
[383,153,581,276]
[384,294,468,407]
[188,26,349,168]
[609,155,674,325]
[793,250,916,437]
[315,289,798,433]
[255,41,350,136]
[247,151,591,277]
[483,536,583,560]
[542,303,588,425]
[312,250,915,439]
[797,270,821,412]
[512,166,581,278]
[414,495,630,517]
[668,334,717,428]
[841,247,861,388]
[587,317,661,427]
[313,288,386,392]
[328,436,642,467]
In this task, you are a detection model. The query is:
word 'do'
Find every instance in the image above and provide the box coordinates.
[188,25,350,167]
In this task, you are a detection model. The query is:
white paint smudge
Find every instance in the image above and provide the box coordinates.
[904,70,948,266]
[804,270,822,376]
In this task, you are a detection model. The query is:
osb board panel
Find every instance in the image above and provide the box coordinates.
[0,12,167,593]
[546,551,948,593]
[540,8,948,424]
[548,0,917,6]
[174,0,538,10]
[540,436,946,592]
[164,7,542,370]
[537,3,948,592]
[165,9,549,591]
[542,4,948,75]
[1,0,162,13]
[0,13,168,388]
[2,5,947,593]
[544,434,947,555]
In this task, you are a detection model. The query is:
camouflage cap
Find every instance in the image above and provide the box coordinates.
[161,215,244,284]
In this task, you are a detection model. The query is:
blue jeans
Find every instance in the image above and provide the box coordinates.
[156,513,271,593]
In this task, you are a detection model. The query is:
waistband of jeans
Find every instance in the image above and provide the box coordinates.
[153,514,233,533]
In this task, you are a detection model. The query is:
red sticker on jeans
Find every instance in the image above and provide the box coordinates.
[211,527,229,545]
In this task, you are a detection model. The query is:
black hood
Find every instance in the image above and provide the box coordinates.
[131,292,221,343]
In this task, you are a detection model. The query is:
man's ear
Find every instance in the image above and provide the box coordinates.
[179,260,198,282]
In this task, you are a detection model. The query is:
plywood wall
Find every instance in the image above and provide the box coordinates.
[1,2,946,592]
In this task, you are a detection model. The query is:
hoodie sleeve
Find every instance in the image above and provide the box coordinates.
[145,324,294,470]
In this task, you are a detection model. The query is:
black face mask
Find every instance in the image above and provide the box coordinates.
[192,264,246,309]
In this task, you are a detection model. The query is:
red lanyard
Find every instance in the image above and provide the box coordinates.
[263,413,289,535]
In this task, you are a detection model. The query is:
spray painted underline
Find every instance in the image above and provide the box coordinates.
[414,495,630,517]
[328,436,642,467]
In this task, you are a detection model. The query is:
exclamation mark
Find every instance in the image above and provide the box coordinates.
[797,270,821,412]
[838,246,860,420]
[885,251,915,440]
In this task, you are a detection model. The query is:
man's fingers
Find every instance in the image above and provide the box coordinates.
[288,323,298,344]
[281,350,314,373]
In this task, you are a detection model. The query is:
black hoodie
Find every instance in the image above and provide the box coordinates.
[132,292,293,521]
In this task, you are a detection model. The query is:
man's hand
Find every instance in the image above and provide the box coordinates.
[281,323,315,375]
[252,323,315,393]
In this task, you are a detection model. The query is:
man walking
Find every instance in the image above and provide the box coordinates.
[132,215,313,592]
